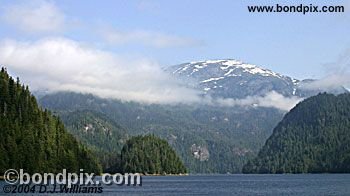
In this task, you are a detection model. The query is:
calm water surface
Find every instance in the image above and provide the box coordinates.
[1,174,349,195]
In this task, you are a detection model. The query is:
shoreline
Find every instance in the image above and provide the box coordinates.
[141,173,189,176]
[100,173,189,176]
[2,173,349,181]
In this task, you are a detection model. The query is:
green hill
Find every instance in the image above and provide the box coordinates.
[243,93,350,173]
[119,135,187,174]
[0,68,101,174]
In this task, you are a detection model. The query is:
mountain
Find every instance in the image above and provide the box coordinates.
[167,59,347,98]
[38,59,348,173]
[58,110,129,172]
[0,68,101,174]
[39,92,283,173]
[243,93,350,173]
[119,135,187,174]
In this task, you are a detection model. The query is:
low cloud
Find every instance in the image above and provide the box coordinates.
[0,37,301,111]
[100,27,202,48]
[300,49,350,91]
[0,37,202,104]
[215,91,303,111]
[1,0,65,34]
[300,74,350,90]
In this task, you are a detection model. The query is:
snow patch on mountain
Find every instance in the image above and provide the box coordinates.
[166,58,348,110]
[174,59,284,78]
[201,76,225,83]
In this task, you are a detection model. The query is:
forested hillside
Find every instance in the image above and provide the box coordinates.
[119,135,187,174]
[59,110,128,172]
[39,92,283,173]
[243,93,350,173]
[0,68,101,174]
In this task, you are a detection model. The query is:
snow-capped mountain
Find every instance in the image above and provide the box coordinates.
[167,59,347,99]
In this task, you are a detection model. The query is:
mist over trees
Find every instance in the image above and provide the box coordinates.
[243,93,350,173]
[0,67,101,174]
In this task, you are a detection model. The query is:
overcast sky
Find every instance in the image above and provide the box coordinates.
[0,0,349,110]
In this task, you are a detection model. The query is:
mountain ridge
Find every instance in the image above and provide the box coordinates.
[167,59,347,99]
[39,91,283,173]
[35,58,349,173]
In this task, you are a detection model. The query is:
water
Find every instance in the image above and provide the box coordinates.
[1,174,350,195]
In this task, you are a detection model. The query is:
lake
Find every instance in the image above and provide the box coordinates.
[1,174,350,195]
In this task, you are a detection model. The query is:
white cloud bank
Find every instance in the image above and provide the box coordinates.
[300,49,350,91]
[0,37,300,111]
[215,91,303,111]
[1,0,65,34]
[300,74,350,90]
[0,37,202,104]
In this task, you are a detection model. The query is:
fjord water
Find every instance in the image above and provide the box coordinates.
[1,174,349,195]
[103,174,350,196]
[103,174,349,195]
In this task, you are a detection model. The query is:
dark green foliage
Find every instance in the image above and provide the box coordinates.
[243,93,350,173]
[119,135,187,174]
[39,92,283,173]
[0,68,101,174]
[59,110,128,172]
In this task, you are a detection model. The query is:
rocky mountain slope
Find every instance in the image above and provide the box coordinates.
[167,59,347,98]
